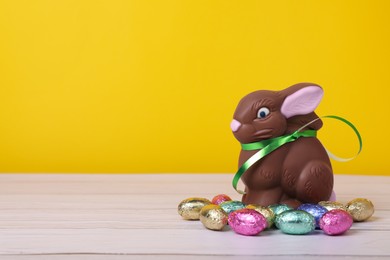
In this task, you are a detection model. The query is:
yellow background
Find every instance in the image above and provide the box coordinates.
[0,1,389,174]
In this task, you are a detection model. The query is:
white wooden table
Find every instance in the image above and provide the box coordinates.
[0,174,389,259]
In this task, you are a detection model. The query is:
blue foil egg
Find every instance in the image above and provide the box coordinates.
[297,203,328,228]
[220,200,245,214]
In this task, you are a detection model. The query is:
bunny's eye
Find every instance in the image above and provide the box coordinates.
[257,107,270,119]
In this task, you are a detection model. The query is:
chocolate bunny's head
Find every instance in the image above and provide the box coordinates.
[231,83,324,144]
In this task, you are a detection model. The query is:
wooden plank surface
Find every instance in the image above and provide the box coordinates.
[0,174,389,259]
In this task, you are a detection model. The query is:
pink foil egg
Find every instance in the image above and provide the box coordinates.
[211,194,232,205]
[319,209,353,235]
[228,208,267,236]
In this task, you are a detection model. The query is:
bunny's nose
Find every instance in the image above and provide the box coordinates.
[230,119,242,132]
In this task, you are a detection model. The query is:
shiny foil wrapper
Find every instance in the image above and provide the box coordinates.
[318,201,347,211]
[268,204,293,216]
[200,204,228,231]
[319,209,353,235]
[297,203,328,228]
[228,208,267,236]
[275,210,315,235]
[178,197,211,220]
[246,204,275,228]
[220,200,245,214]
[211,194,232,205]
[346,198,375,222]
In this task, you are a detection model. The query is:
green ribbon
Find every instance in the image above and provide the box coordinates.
[232,115,362,194]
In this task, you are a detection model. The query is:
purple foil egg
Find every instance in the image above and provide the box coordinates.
[211,194,232,205]
[228,209,267,236]
[329,190,337,202]
[319,209,353,235]
[297,203,328,228]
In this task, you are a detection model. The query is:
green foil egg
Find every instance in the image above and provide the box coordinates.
[268,204,293,216]
[220,200,245,214]
[275,210,316,235]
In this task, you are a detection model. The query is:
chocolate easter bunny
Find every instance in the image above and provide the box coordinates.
[231,83,333,208]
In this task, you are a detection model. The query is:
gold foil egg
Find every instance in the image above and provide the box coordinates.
[200,204,228,230]
[178,197,211,220]
[346,198,375,222]
[318,201,347,211]
[246,204,275,228]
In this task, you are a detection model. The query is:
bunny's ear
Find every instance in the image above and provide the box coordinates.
[281,86,323,118]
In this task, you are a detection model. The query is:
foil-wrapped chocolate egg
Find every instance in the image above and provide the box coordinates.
[178,197,211,220]
[297,203,328,228]
[275,210,316,235]
[268,204,293,216]
[228,208,267,236]
[200,204,228,231]
[318,201,347,211]
[319,209,353,235]
[329,190,337,202]
[346,198,375,222]
[246,204,275,228]
[211,194,232,205]
[220,200,245,214]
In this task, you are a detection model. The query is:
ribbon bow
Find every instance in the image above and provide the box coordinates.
[232,115,362,194]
